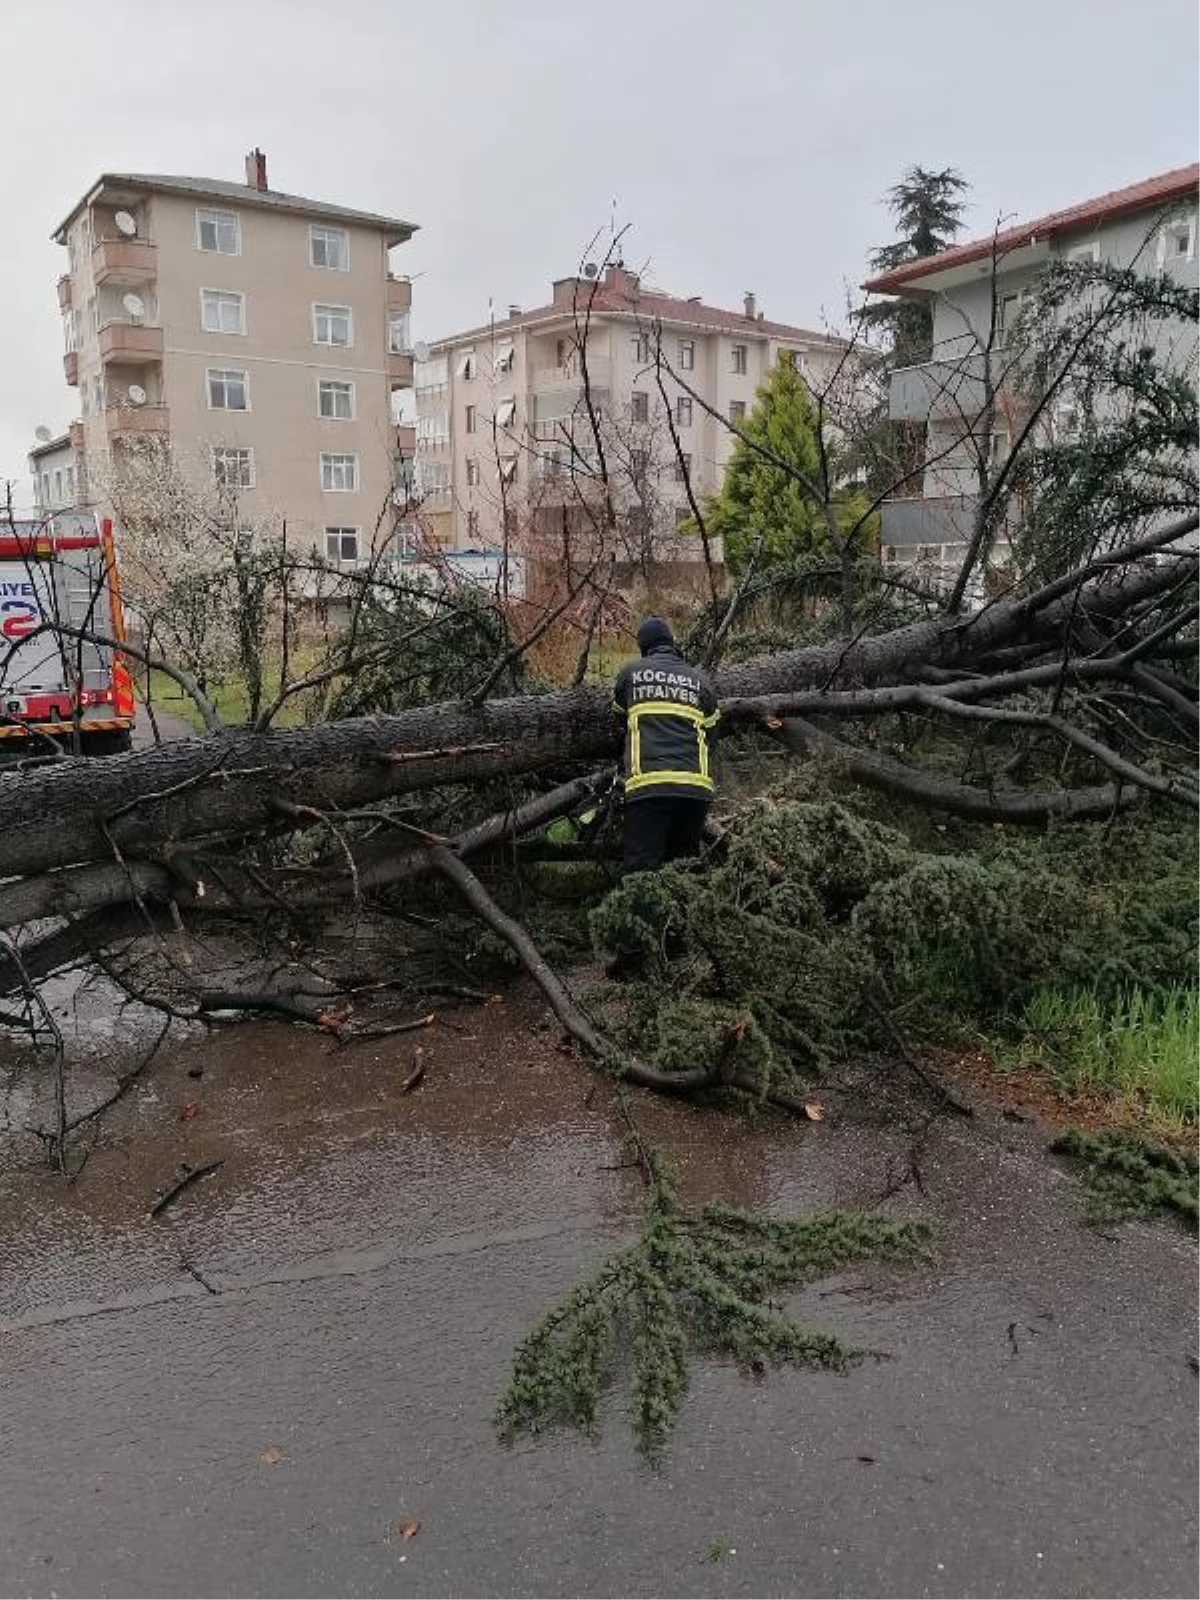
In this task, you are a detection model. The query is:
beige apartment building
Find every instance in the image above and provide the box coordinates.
[52,151,417,568]
[416,264,849,563]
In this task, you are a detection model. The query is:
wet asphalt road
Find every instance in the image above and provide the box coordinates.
[0,991,1196,1598]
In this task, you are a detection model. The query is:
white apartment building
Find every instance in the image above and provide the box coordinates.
[28,431,83,515]
[863,163,1199,582]
[415,264,849,563]
[52,151,418,569]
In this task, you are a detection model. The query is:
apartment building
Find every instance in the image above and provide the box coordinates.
[28,430,84,514]
[863,162,1199,583]
[52,151,417,569]
[415,264,849,563]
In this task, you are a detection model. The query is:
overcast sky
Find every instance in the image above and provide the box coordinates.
[2,0,1195,495]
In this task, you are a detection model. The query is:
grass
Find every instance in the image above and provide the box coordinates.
[142,656,323,733]
[1011,984,1199,1129]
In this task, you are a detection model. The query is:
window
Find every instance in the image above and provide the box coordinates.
[555,338,571,366]
[53,469,63,500]
[207,368,249,410]
[729,399,746,424]
[1067,242,1101,264]
[310,225,349,271]
[196,208,240,255]
[314,303,352,347]
[320,452,359,491]
[40,473,50,506]
[65,466,74,501]
[495,397,516,428]
[465,404,477,434]
[71,309,82,350]
[631,391,649,423]
[466,458,480,487]
[731,343,747,375]
[1159,216,1197,265]
[631,332,651,364]
[325,526,360,564]
[213,446,255,488]
[62,310,76,353]
[500,455,518,485]
[675,396,693,427]
[989,431,1009,466]
[494,341,515,373]
[388,309,411,355]
[92,375,105,414]
[457,350,476,380]
[201,288,246,335]
[630,449,650,480]
[318,379,355,419]
[80,386,89,418]
[998,293,1022,337]
[678,340,695,371]
[419,460,450,493]
[674,454,692,482]
[417,410,449,443]
[466,510,480,541]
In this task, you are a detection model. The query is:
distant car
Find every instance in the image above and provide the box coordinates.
[0,511,136,757]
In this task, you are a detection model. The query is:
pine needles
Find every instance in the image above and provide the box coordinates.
[495,1158,932,1459]
[1052,1128,1198,1229]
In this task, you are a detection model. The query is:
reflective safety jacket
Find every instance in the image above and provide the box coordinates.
[612,644,720,801]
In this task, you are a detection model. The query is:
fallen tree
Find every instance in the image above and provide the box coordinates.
[1,518,1193,904]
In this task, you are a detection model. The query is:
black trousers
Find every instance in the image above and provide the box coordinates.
[623,795,710,872]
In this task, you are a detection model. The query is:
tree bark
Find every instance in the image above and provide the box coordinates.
[0,539,1190,883]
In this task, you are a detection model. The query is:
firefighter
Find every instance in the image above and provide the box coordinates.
[607,617,719,976]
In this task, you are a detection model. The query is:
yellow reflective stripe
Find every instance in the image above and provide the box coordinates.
[627,699,708,725]
[698,725,710,781]
[701,708,720,728]
[630,713,642,779]
[626,770,714,794]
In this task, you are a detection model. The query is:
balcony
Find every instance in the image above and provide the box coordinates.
[880,493,1007,550]
[104,402,169,438]
[888,354,994,424]
[63,350,79,386]
[530,355,611,395]
[386,275,412,310]
[99,321,164,365]
[57,274,72,311]
[387,350,415,388]
[91,236,157,285]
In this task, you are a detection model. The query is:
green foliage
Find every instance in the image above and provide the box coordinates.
[495,1158,932,1458]
[322,586,520,718]
[587,797,1198,1088]
[861,165,969,364]
[1010,259,1199,578]
[1012,985,1199,1125]
[1052,1128,1198,1229]
[700,361,874,575]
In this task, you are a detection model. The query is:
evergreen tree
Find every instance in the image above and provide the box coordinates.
[861,165,970,363]
[704,359,869,574]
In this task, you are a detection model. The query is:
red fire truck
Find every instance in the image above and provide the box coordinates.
[0,511,136,756]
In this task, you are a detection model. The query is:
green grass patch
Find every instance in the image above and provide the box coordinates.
[142,657,324,732]
[1011,984,1198,1128]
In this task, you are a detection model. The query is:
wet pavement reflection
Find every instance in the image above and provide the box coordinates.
[1,986,1195,1597]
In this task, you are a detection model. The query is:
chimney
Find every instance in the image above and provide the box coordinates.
[508,304,522,319]
[744,291,757,320]
[245,148,268,191]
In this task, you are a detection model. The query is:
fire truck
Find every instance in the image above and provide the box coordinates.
[0,511,136,756]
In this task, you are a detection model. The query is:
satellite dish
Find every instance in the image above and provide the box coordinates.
[34,425,52,443]
[412,340,430,362]
[126,384,147,407]
[114,210,137,237]
[122,292,146,319]
[582,262,599,280]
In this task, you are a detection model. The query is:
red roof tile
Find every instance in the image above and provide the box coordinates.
[863,163,1199,295]
[433,270,846,351]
